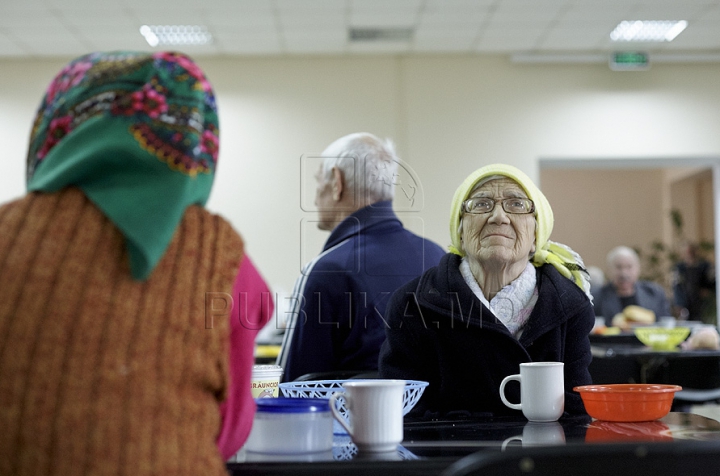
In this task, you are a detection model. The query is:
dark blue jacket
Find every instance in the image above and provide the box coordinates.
[278,201,445,382]
[379,253,595,417]
[593,280,671,320]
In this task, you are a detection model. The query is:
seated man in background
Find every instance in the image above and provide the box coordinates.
[277,132,445,382]
[594,245,671,325]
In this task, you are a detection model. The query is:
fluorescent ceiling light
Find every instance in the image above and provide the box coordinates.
[140,25,213,47]
[610,20,687,42]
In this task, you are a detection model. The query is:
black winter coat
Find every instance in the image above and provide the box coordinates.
[379,253,594,418]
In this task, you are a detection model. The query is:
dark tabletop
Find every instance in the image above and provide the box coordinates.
[589,342,720,388]
[227,412,720,475]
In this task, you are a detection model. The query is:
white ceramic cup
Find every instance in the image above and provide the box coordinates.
[501,421,566,450]
[499,362,565,422]
[329,379,405,452]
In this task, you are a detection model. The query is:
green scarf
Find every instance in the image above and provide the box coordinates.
[26,51,219,280]
[448,163,592,300]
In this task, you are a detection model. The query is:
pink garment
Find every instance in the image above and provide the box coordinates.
[217,254,274,460]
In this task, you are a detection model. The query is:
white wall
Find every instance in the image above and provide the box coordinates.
[2,54,720,300]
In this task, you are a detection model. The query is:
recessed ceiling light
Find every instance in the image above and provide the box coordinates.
[139,25,213,47]
[610,20,687,42]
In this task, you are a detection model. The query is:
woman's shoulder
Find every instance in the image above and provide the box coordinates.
[185,205,242,240]
[537,264,592,304]
[181,205,244,270]
[417,252,459,285]
[536,263,574,283]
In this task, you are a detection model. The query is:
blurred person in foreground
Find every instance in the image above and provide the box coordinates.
[594,245,671,325]
[379,164,594,417]
[0,51,272,475]
[277,132,445,382]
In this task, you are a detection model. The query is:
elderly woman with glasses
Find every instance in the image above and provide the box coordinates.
[379,164,595,418]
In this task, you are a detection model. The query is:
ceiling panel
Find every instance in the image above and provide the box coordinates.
[276,0,346,10]
[278,12,346,27]
[540,31,607,50]
[284,30,346,43]
[44,0,114,7]
[3,23,75,39]
[349,11,419,28]
[413,34,476,52]
[285,41,345,54]
[420,15,491,31]
[208,13,276,29]
[0,0,718,64]
[351,0,422,11]
[424,0,496,7]
[133,8,213,25]
[1,0,46,8]
[558,5,634,25]
[666,29,720,49]
[415,24,481,37]
[63,14,140,30]
[629,4,708,20]
[213,25,277,41]
[0,10,66,28]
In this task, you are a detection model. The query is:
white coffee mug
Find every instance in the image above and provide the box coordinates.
[501,421,566,450]
[329,379,405,452]
[499,362,565,422]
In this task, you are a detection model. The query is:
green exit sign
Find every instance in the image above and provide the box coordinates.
[610,51,650,71]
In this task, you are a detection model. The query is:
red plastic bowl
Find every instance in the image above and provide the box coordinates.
[573,384,682,422]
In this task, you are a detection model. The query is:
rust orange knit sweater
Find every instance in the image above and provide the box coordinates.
[0,188,243,476]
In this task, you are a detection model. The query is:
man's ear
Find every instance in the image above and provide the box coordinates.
[331,167,343,201]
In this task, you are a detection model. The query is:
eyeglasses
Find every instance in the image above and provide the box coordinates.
[462,197,535,215]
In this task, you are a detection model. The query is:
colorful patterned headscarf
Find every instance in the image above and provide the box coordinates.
[26,51,219,280]
[448,163,592,300]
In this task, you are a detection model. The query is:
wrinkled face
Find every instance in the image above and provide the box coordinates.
[461,177,537,267]
[609,254,640,289]
[314,163,335,231]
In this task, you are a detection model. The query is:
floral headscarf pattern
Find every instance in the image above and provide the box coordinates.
[26,51,220,280]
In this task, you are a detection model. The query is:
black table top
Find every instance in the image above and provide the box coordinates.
[227,412,720,475]
[589,332,643,346]
[588,341,720,388]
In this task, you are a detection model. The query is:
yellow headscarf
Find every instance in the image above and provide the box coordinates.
[448,163,591,300]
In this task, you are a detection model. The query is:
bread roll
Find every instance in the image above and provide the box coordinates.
[611,313,628,329]
[610,306,656,330]
[623,305,656,324]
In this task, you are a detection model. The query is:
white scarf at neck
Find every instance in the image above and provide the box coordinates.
[460,258,539,338]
